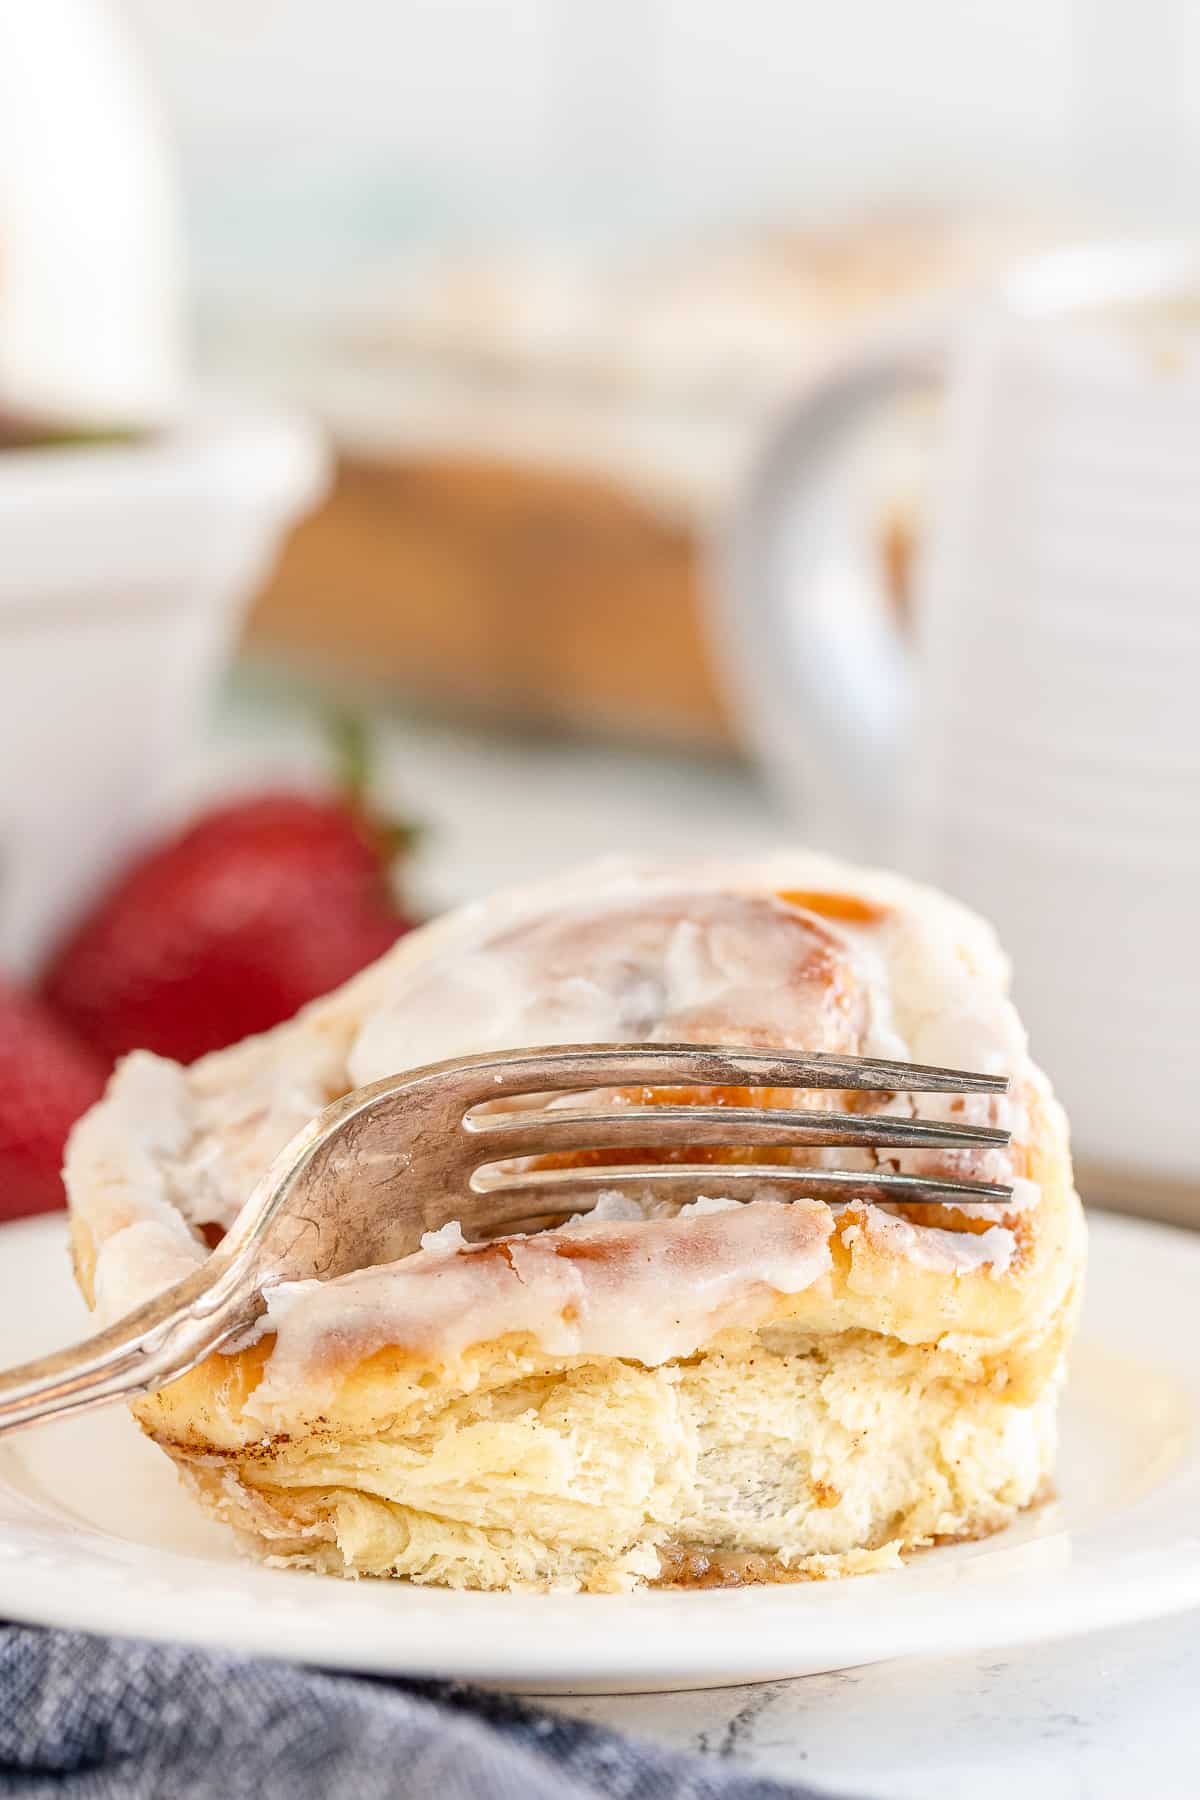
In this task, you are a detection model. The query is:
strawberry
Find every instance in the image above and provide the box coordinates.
[0,977,107,1220]
[41,793,414,1067]
[40,727,417,1066]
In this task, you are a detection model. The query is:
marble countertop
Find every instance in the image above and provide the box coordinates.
[544,1610,1200,1798]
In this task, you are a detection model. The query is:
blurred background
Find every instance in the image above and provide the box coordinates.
[2,0,1198,1220]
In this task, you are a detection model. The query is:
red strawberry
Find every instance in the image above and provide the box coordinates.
[0,977,107,1220]
[40,790,415,1067]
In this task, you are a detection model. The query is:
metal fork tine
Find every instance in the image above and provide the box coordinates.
[464,1105,1010,1160]
[474,1163,1015,1208]
[450,1043,1009,1104]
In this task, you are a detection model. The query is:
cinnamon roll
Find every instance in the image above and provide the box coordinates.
[65,854,1084,1591]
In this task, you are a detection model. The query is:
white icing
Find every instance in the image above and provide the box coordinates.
[179,1033,345,1231]
[846,1208,1017,1277]
[568,1190,645,1225]
[347,888,864,1090]
[246,1200,835,1422]
[65,1053,208,1326]
[92,1218,205,1325]
[955,1175,1041,1222]
[418,1220,470,1255]
[67,851,1047,1369]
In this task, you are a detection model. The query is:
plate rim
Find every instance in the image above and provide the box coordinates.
[2,1208,1200,1693]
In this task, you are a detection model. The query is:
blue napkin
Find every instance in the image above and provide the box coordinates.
[0,1623,852,1799]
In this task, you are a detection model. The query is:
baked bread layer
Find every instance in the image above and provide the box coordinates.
[156,1329,1058,1593]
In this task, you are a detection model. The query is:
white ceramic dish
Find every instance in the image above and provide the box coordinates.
[1,1209,1198,1695]
[0,410,327,973]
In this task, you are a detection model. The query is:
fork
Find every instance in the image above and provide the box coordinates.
[0,1042,1011,1436]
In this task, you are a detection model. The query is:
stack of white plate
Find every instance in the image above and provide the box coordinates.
[0,413,327,973]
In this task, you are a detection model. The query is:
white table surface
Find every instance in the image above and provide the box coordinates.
[194,693,1200,1797]
[191,685,794,917]
[542,1611,1200,1798]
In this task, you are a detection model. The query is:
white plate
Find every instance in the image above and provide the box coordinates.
[1,1210,1199,1694]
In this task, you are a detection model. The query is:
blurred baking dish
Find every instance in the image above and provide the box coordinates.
[230,219,1023,746]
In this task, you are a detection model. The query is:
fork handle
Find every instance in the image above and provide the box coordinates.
[0,1258,259,1438]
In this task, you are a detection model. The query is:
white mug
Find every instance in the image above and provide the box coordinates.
[719,242,1200,1197]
